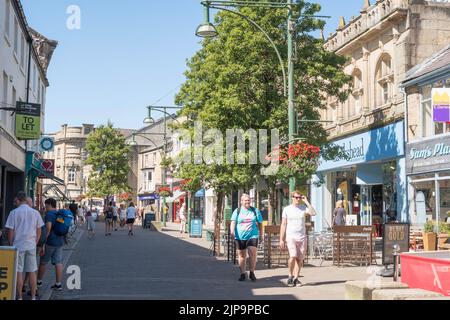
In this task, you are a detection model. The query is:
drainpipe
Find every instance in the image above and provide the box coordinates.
[24,36,33,196]
[400,86,409,223]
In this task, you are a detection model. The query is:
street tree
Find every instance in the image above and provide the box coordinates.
[85,122,132,204]
[175,0,351,224]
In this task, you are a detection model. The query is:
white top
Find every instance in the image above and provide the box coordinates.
[282,204,309,240]
[5,204,44,251]
[126,207,137,219]
[179,207,186,221]
[112,206,118,217]
[119,208,126,219]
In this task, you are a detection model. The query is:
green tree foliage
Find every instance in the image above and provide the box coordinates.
[85,122,131,199]
[174,0,351,222]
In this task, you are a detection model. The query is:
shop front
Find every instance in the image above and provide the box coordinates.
[406,136,450,226]
[311,121,406,233]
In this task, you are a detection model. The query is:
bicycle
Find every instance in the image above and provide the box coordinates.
[64,221,78,245]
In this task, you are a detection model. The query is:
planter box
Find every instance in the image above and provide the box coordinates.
[423,232,437,251]
[401,251,450,296]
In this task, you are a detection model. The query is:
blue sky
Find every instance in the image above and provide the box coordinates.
[21,0,364,133]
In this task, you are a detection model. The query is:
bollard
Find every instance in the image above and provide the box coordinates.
[393,244,400,282]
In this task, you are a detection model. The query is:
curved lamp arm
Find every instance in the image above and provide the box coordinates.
[148,106,181,124]
[130,133,159,148]
[205,4,287,97]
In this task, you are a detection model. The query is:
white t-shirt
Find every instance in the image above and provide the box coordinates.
[282,204,309,240]
[179,207,186,221]
[119,208,126,219]
[5,204,44,251]
[112,206,118,217]
[126,207,137,219]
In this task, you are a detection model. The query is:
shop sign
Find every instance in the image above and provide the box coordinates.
[406,136,450,174]
[432,88,450,123]
[317,121,404,172]
[0,247,18,300]
[382,223,410,265]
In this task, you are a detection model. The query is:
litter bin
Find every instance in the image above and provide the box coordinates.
[206,230,214,241]
[143,213,155,229]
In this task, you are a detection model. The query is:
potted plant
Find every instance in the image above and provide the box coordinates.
[423,220,437,251]
[438,222,450,250]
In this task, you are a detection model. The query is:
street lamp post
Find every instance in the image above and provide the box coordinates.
[196,0,329,194]
[140,106,182,227]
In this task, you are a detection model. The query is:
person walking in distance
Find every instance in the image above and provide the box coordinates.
[280,191,317,287]
[5,192,44,300]
[119,203,127,230]
[104,202,114,236]
[85,209,96,239]
[126,202,137,236]
[230,194,263,282]
[112,202,119,231]
[179,203,187,234]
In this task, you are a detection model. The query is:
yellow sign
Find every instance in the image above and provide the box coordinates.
[0,247,18,300]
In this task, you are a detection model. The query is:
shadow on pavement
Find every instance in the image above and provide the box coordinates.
[49,222,298,300]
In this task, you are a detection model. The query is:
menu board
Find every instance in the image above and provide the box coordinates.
[382,223,410,265]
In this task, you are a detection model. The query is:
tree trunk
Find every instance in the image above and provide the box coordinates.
[268,182,276,226]
[216,191,224,224]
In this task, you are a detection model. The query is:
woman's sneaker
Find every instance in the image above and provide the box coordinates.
[249,271,257,282]
[294,278,302,287]
[287,277,295,287]
[37,280,43,288]
[238,273,246,281]
[51,284,62,291]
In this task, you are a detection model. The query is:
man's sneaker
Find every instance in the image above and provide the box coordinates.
[238,273,246,281]
[287,277,295,287]
[51,284,62,291]
[37,280,43,288]
[294,278,303,287]
[249,271,257,282]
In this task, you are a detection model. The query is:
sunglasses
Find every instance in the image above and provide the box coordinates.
[293,196,303,200]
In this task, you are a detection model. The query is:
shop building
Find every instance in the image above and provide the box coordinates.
[402,45,450,226]
[311,121,406,232]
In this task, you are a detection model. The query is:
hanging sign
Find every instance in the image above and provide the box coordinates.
[15,102,41,140]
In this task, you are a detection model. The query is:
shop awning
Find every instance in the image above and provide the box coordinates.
[42,183,71,202]
[195,189,205,198]
[166,190,185,203]
[32,165,65,185]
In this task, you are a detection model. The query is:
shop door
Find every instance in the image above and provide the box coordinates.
[360,186,372,226]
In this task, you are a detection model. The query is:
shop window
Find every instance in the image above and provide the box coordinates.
[439,179,450,223]
[420,80,450,137]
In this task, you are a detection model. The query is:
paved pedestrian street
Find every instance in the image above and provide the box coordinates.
[41,222,389,301]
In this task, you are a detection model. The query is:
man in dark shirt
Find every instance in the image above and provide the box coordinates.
[37,198,65,291]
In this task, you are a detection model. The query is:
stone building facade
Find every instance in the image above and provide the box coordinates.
[311,0,450,232]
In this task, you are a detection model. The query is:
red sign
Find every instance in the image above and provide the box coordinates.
[39,159,55,178]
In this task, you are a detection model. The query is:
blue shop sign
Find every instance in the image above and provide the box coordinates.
[138,194,160,201]
[317,121,404,172]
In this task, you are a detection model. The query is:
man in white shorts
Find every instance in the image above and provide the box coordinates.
[280,190,316,287]
[5,191,44,300]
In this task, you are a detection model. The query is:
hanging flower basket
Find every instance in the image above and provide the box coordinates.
[266,142,321,180]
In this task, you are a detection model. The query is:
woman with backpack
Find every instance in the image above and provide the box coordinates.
[230,194,263,282]
[104,202,114,236]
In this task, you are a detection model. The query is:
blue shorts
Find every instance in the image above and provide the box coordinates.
[40,245,63,265]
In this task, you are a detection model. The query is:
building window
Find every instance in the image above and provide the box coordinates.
[68,168,76,183]
[4,0,10,39]
[2,72,8,127]
[350,69,363,117]
[11,86,16,132]
[20,35,25,68]
[375,54,393,107]
[13,18,18,56]
[420,79,450,138]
